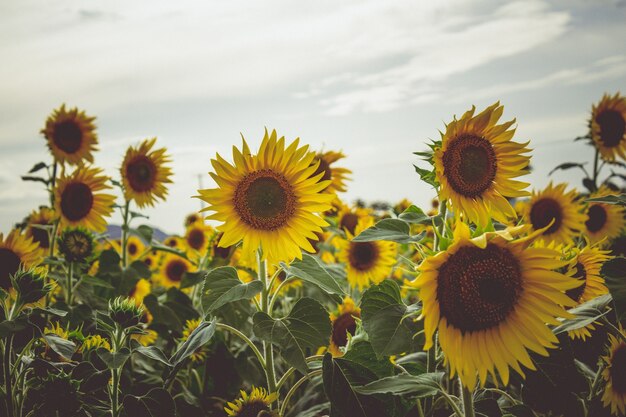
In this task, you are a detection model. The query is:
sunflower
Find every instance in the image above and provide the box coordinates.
[126,236,146,262]
[224,386,278,417]
[591,93,626,162]
[128,279,151,306]
[25,207,56,253]
[180,319,208,362]
[413,222,579,389]
[564,245,612,340]
[54,166,115,233]
[585,186,626,245]
[41,104,98,165]
[196,129,334,264]
[184,212,202,227]
[336,203,371,236]
[184,223,213,256]
[57,227,97,263]
[0,230,41,290]
[523,182,586,245]
[337,217,397,290]
[163,236,184,250]
[327,297,361,357]
[433,102,531,226]
[121,138,173,208]
[601,328,626,415]
[158,254,193,288]
[131,329,158,347]
[309,150,351,194]
[80,335,111,353]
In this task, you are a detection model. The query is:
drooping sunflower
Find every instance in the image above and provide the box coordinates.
[121,138,173,208]
[309,150,351,194]
[54,166,115,233]
[224,386,278,417]
[196,129,334,264]
[41,104,98,165]
[601,328,626,415]
[157,254,193,288]
[0,230,41,290]
[25,207,56,253]
[523,182,586,245]
[414,222,579,389]
[327,297,361,357]
[433,102,531,226]
[591,92,626,162]
[337,217,397,290]
[585,186,626,245]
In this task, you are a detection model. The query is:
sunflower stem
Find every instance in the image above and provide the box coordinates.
[460,381,475,417]
[121,199,131,268]
[66,262,74,306]
[592,147,599,191]
[258,251,278,408]
[279,369,322,417]
[3,336,14,417]
[588,361,606,401]
[45,218,60,310]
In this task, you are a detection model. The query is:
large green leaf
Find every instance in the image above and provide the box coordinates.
[353,372,443,396]
[553,294,612,335]
[352,218,424,244]
[398,205,431,225]
[122,387,176,417]
[586,193,626,206]
[43,333,76,360]
[603,257,626,320]
[361,280,421,357]
[170,319,216,367]
[97,347,131,370]
[281,253,345,296]
[201,267,263,315]
[253,297,331,374]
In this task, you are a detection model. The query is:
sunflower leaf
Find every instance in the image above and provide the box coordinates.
[548,162,587,176]
[200,267,263,315]
[552,293,612,335]
[121,387,176,417]
[353,218,425,244]
[281,254,346,296]
[353,372,443,396]
[97,347,131,370]
[585,193,626,206]
[28,162,48,173]
[169,319,216,367]
[398,205,431,225]
[602,257,626,320]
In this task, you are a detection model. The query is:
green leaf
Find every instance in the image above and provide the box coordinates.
[603,257,626,320]
[43,333,76,360]
[97,347,131,369]
[132,343,172,367]
[21,175,49,185]
[180,271,206,289]
[98,249,122,274]
[398,205,431,225]
[170,319,216,367]
[0,317,29,338]
[553,293,612,335]
[354,372,443,396]
[549,162,587,176]
[143,294,183,333]
[281,253,346,296]
[28,162,48,173]
[413,164,438,188]
[122,387,176,417]
[253,297,331,374]
[361,280,421,357]
[135,225,154,243]
[343,341,395,378]
[200,267,263,315]
[353,218,424,244]
[586,193,626,206]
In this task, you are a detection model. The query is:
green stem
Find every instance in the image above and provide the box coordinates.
[257,251,278,407]
[268,276,295,312]
[121,200,131,268]
[592,147,599,191]
[215,323,265,368]
[588,362,607,401]
[461,382,475,417]
[111,368,120,417]
[3,336,14,417]
[66,262,74,306]
[45,219,60,309]
[416,399,425,417]
[279,369,322,417]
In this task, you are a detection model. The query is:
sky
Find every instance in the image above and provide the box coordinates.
[1,0,625,235]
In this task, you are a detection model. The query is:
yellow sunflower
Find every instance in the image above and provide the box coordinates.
[327,297,361,357]
[163,236,184,250]
[41,104,98,165]
[128,279,151,306]
[591,92,626,162]
[337,217,397,290]
[184,212,202,227]
[523,182,586,245]
[131,329,158,347]
[196,129,334,264]
[433,102,531,226]
[309,150,351,194]
[184,222,213,256]
[25,207,56,254]
[81,335,111,353]
[0,230,41,291]
[157,254,193,288]
[54,166,115,233]
[126,236,146,263]
[585,186,626,245]
[413,222,579,390]
[601,328,626,415]
[181,319,208,362]
[336,204,371,236]
[121,138,173,208]
[224,386,278,417]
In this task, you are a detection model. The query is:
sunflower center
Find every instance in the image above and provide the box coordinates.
[610,344,626,394]
[235,400,270,417]
[126,155,157,192]
[0,248,21,290]
[565,262,587,302]
[529,198,562,235]
[60,182,94,221]
[348,242,379,271]
[187,229,205,250]
[128,243,138,256]
[30,226,50,249]
[340,213,359,235]
[597,110,625,148]
[234,169,296,231]
[331,311,360,348]
[64,232,92,261]
[585,204,607,233]
[166,260,187,282]
[437,243,523,332]
[53,121,83,154]
[213,233,231,259]
[311,157,332,183]
[442,134,497,198]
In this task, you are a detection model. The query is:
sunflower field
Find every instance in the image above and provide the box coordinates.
[1,95,626,417]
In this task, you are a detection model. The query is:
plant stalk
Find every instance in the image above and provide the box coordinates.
[460,381,475,417]
[257,251,278,408]
[121,200,131,268]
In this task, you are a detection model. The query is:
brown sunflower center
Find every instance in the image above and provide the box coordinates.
[128,243,138,256]
[63,231,92,261]
[165,238,178,248]
[213,233,231,259]
[610,344,626,394]
[53,121,83,154]
[348,241,379,271]
[0,248,21,290]
[331,311,360,348]
[597,110,625,148]
[126,155,157,192]
[585,204,607,233]
[442,134,497,198]
[340,213,359,235]
[166,260,187,282]
[566,262,587,302]
[610,236,626,258]
[60,182,94,221]
[311,157,332,183]
[437,243,523,332]
[234,169,296,231]
[235,400,270,417]
[529,198,563,235]
[30,225,50,249]
[187,229,205,250]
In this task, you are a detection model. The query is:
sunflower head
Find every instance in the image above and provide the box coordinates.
[126,236,146,262]
[196,129,334,264]
[41,104,98,165]
[13,267,51,305]
[602,328,626,415]
[591,92,626,162]
[25,207,56,252]
[309,150,351,194]
[58,227,96,263]
[163,236,184,249]
[328,297,361,356]
[433,102,530,226]
[184,212,202,227]
[0,230,41,291]
[224,386,278,417]
[108,296,145,329]
[585,186,625,245]
[158,254,192,288]
[54,166,115,232]
[121,138,173,208]
[80,334,111,353]
[128,279,152,306]
[184,223,213,255]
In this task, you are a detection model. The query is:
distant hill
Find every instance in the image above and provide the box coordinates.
[105,224,169,243]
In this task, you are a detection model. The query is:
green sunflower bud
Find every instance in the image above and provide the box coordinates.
[57,227,96,263]
[13,267,51,305]
[108,296,144,329]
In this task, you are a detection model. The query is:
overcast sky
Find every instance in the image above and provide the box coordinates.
[1,0,625,235]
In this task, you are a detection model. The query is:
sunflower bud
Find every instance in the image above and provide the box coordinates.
[13,268,50,305]
[58,227,96,263]
[108,296,144,329]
